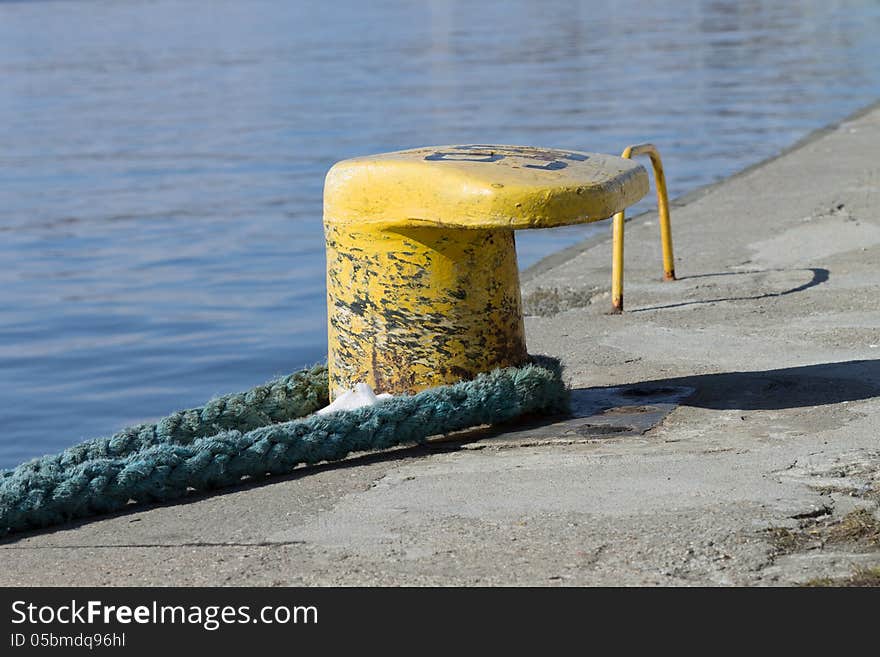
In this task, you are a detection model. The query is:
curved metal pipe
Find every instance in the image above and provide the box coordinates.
[611,143,676,313]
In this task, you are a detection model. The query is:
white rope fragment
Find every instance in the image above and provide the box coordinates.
[316,383,393,415]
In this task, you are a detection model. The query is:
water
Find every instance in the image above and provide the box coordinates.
[1,0,879,468]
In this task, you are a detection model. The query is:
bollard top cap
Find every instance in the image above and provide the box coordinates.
[323,144,649,229]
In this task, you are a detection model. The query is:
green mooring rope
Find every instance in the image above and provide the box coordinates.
[0,357,567,536]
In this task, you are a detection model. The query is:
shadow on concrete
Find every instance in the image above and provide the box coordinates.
[611,359,880,411]
[0,443,444,546]
[632,267,829,312]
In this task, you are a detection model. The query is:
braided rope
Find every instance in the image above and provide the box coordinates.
[0,357,566,536]
[0,364,328,484]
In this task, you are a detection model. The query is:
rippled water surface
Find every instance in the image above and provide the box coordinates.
[2,0,880,466]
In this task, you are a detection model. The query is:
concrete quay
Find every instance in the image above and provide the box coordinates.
[3,102,880,586]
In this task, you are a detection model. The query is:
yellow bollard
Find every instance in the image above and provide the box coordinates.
[323,144,650,400]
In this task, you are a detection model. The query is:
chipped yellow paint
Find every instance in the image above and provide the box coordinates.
[325,223,526,398]
[324,144,650,399]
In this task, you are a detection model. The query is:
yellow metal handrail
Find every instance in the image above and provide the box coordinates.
[611,143,676,313]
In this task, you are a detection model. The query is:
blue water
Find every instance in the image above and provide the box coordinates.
[2,0,880,467]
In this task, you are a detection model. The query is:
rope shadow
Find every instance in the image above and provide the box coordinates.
[0,412,554,546]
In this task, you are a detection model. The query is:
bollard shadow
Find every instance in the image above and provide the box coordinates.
[631,267,829,312]
[426,360,880,446]
[3,359,877,544]
[606,359,880,411]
